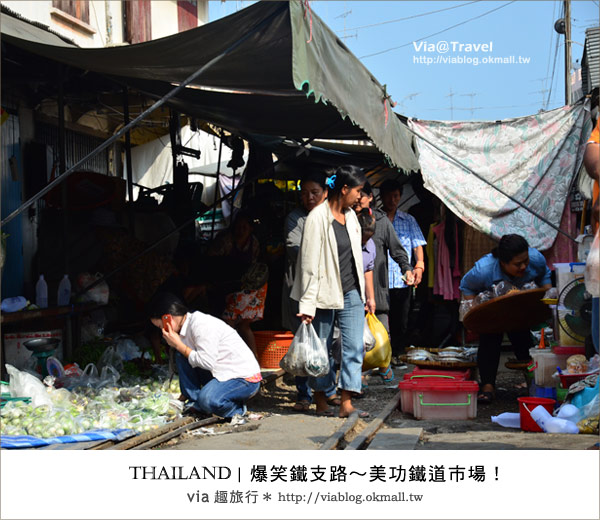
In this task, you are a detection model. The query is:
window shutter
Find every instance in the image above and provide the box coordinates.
[177,0,198,33]
[125,0,152,44]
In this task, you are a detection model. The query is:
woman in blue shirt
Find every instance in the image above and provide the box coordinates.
[460,234,552,403]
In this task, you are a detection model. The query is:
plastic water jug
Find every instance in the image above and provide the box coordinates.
[36,275,48,308]
[556,404,581,423]
[530,405,579,434]
[491,412,521,428]
[57,275,71,306]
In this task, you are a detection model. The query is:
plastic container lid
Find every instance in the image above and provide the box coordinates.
[403,367,471,381]
[407,380,479,392]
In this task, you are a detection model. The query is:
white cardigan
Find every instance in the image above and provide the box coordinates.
[291,201,365,317]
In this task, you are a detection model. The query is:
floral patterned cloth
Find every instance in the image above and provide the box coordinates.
[222,283,268,323]
[408,103,592,250]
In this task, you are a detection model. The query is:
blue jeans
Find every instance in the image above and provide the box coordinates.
[176,353,260,418]
[309,290,365,395]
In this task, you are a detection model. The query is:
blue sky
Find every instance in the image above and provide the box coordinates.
[209,0,599,122]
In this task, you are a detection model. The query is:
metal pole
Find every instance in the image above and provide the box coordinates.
[1,2,288,227]
[122,87,135,231]
[210,133,224,240]
[58,65,69,276]
[564,0,572,105]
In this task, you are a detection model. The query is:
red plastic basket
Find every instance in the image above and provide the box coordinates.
[253,331,293,369]
[559,372,594,389]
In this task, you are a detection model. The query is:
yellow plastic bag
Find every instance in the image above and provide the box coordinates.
[362,313,392,370]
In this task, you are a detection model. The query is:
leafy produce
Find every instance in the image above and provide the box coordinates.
[0,375,182,438]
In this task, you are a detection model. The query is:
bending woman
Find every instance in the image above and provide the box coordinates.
[291,165,368,418]
[149,292,262,418]
[459,234,551,403]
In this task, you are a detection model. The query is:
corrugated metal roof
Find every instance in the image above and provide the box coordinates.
[581,26,599,95]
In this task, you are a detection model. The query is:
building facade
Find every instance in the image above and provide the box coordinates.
[0,0,208,47]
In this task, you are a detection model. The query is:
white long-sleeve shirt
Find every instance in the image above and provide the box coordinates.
[179,312,260,381]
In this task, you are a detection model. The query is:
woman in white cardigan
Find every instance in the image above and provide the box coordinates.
[291,165,368,418]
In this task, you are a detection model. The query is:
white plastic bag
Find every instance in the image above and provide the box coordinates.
[584,230,600,297]
[364,317,376,352]
[6,364,52,408]
[279,322,330,377]
[116,338,142,361]
[76,272,109,305]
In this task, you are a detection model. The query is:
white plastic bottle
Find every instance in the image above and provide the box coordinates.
[530,405,579,434]
[544,417,579,434]
[57,275,71,306]
[491,412,521,428]
[35,274,48,308]
[556,403,581,423]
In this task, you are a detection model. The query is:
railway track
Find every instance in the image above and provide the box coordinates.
[321,390,402,450]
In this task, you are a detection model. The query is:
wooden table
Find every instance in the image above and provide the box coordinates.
[1,303,104,377]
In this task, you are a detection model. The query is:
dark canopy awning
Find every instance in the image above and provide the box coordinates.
[1,0,420,172]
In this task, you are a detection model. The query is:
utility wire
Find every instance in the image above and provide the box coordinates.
[545,2,563,108]
[422,100,561,111]
[340,1,479,32]
[543,0,558,100]
[360,1,515,59]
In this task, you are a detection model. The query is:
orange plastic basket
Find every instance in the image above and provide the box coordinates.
[254,331,294,369]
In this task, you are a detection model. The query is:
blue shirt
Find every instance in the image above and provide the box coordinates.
[459,247,551,296]
[362,238,376,273]
[387,211,427,289]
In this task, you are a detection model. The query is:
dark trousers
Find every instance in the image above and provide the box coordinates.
[478,329,533,387]
[389,287,412,356]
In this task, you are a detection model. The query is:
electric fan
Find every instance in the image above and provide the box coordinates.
[557,277,592,343]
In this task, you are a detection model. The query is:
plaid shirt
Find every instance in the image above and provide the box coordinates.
[387,210,427,289]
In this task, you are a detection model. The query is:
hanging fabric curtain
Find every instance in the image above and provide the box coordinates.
[408,102,592,250]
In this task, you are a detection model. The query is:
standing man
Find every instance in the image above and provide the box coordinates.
[379,179,427,366]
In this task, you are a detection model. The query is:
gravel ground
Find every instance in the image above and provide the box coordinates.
[248,360,532,433]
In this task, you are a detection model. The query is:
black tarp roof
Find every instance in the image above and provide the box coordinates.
[1,1,420,173]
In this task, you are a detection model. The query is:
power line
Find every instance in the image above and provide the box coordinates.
[360,1,516,60]
[545,1,563,108]
[340,1,479,32]
[543,0,558,99]
[421,100,561,111]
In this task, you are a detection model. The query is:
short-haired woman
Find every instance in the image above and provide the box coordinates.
[460,234,552,403]
[149,292,262,418]
[291,165,369,418]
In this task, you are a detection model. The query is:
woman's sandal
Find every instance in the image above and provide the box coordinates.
[340,409,370,419]
[378,367,395,382]
[292,400,311,411]
[477,391,494,404]
[326,395,341,406]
